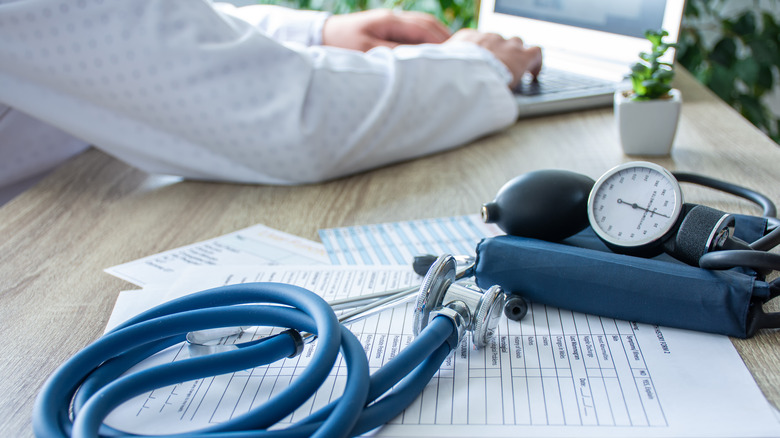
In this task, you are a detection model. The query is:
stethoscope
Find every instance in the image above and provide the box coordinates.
[34,162,780,438]
[33,254,504,438]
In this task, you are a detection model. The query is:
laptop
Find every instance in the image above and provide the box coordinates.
[477,0,686,117]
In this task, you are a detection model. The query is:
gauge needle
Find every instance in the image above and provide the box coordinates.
[616,198,670,218]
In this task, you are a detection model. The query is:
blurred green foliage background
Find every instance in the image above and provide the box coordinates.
[678,0,779,143]
[257,0,780,144]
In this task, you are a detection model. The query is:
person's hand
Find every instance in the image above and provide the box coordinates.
[446,29,543,88]
[322,9,451,52]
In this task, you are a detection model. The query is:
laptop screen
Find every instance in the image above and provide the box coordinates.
[493,0,668,39]
[478,0,684,74]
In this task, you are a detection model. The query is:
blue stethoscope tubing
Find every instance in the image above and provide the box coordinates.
[33,282,459,438]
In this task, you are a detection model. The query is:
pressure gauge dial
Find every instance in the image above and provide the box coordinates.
[587,162,683,254]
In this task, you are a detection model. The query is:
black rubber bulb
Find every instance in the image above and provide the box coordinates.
[482,169,595,241]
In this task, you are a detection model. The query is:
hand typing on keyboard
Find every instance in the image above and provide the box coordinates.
[446,29,543,89]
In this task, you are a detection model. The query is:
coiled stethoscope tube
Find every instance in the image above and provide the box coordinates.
[670,172,780,279]
[34,255,495,438]
[673,172,777,219]
[672,171,780,276]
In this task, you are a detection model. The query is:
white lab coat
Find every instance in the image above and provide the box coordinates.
[0,0,518,204]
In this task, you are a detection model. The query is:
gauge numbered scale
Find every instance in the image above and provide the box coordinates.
[587,162,684,255]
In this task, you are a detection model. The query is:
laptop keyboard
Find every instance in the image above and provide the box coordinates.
[514,69,615,96]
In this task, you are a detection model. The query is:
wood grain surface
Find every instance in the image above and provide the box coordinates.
[1,69,779,436]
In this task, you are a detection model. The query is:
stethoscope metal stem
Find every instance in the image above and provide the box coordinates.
[300,286,421,344]
[189,264,476,346]
[335,286,418,324]
[327,264,473,309]
[327,284,418,310]
[331,264,474,323]
[304,264,476,344]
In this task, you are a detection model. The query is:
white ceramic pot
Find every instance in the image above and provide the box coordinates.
[614,88,682,156]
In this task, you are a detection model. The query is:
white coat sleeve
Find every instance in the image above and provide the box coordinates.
[0,0,518,185]
[213,3,330,47]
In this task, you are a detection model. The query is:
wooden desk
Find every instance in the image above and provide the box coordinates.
[1,69,779,436]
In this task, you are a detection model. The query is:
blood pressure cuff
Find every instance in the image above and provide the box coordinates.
[474,215,772,338]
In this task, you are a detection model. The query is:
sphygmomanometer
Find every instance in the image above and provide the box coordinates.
[478,161,780,338]
[33,161,779,438]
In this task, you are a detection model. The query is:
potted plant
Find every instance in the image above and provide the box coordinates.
[615,29,682,156]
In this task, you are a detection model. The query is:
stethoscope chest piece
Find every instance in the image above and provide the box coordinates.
[413,254,505,349]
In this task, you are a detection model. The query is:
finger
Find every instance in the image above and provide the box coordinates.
[508,47,543,87]
[526,46,543,77]
[509,35,525,47]
[400,11,452,42]
[366,37,401,50]
[383,13,450,44]
[444,28,479,44]
[482,32,509,48]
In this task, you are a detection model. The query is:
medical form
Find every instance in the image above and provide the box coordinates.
[103,217,780,437]
[104,264,779,437]
[318,214,501,265]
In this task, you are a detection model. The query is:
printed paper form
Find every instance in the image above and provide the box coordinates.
[105,224,328,287]
[318,214,502,265]
[103,265,780,437]
[320,215,780,435]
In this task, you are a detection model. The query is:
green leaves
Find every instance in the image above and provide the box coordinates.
[629,29,676,100]
[677,0,779,144]
[724,10,756,37]
[710,38,736,67]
